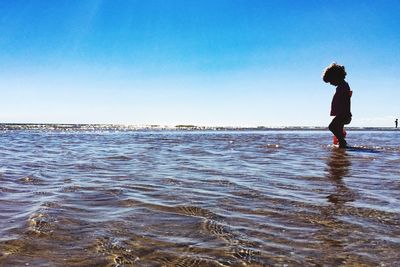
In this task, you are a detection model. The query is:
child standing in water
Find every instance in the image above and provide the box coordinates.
[322,63,352,148]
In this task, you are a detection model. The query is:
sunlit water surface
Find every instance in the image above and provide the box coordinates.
[1,130,399,266]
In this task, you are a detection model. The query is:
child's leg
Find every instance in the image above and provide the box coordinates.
[329,117,346,145]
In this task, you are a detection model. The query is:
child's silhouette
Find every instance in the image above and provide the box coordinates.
[322,63,352,148]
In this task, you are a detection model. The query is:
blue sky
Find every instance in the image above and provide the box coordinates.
[0,0,399,127]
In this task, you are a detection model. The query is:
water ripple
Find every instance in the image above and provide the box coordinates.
[0,130,399,266]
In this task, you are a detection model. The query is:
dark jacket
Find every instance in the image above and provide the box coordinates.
[331,81,352,116]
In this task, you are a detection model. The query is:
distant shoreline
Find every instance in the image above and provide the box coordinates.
[0,123,398,131]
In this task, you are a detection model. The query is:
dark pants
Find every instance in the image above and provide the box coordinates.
[329,115,352,145]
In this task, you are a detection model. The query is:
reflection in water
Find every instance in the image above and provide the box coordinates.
[314,149,357,265]
[326,149,356,204]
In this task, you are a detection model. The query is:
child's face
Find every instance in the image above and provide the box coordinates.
[329,78,342,86]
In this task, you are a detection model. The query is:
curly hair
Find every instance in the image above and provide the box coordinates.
[322,63,347,83]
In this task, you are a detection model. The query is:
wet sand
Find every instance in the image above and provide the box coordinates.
[1,130,399,266]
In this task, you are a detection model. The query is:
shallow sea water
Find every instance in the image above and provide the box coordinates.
[0,130,399,266]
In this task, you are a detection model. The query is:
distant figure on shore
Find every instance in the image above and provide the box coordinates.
[322,63,352,148]
[396,118,398,128]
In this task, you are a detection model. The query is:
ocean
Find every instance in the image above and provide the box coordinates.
[1,128,399,266]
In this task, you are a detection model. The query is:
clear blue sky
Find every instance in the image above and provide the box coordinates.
[0,0,399,127]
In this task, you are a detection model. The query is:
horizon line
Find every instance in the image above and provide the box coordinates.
[0,123,398,131]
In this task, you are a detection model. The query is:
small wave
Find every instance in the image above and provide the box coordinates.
[176,206,221,220]
[162,177,183,186]
[126,184,157,192]
[17,175,45,185]
[329,144,400,153]
[103,155,133,161]
[93,236,142,266]
[0,187,20,193]
[118,200,223,221]
[28,212,57,235]
[202,219,235,244]
[202,219,261,264]
[61,185,81,193]
[117,198,144,207]
[41,202,62,209]
[75,163,107,171]
[265,143,280,148]
[33,191,53,196]
[232,246,261,264]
